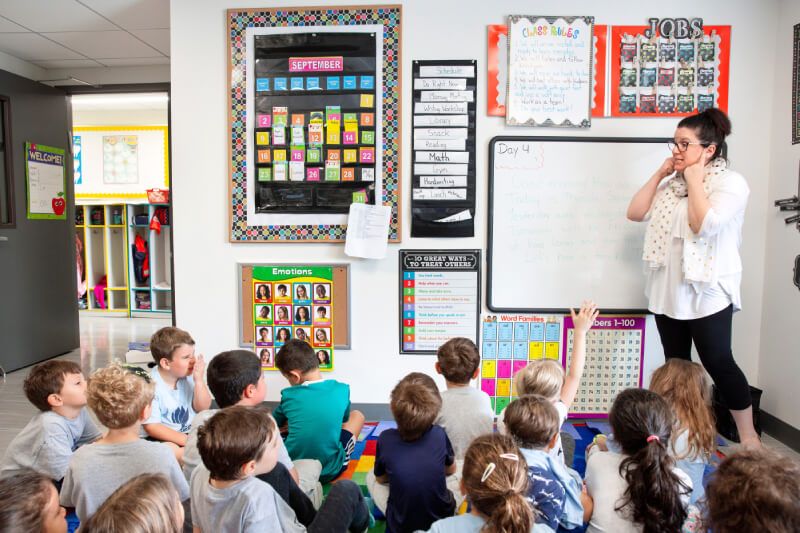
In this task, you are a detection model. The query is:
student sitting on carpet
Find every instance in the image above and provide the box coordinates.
[0,360,101,489]
[80,473,183,533]
[434,337,494,460]
[583,388,691,533]
[703,447,800,533]
[191,405,372,532]
[367,373,457,533]
[60,362,189,523]
[0,467,68,533]
[274,340,365,483]
[182,349,319,525]
[142,327,212,464]
[504,395,591,532]
[422,433,547,533]
[498,300,599,465]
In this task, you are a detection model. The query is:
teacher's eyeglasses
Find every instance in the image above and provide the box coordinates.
[667,141,709,152]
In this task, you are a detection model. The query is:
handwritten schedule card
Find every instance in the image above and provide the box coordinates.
[506,15,594,127]
[411,60,477,237]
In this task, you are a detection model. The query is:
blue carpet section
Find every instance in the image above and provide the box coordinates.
[568,423,597,478]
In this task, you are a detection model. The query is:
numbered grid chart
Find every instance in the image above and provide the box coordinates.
[480,317,562,415]
[563,315,646,417]
[402,271,478,352]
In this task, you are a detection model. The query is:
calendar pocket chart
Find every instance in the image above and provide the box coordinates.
[563,315,645,417]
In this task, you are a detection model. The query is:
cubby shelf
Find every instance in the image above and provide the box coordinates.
[76,203,173,317]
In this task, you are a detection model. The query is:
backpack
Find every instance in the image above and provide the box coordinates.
[132,234,150,284]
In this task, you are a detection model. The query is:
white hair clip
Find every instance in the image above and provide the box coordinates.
[481,462,496,482]
[499,453,519,461]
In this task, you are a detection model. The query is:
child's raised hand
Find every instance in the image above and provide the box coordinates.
[570,300,599,335]
[192,354,206,381]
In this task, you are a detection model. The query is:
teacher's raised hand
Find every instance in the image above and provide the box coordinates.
[656,157,676,180]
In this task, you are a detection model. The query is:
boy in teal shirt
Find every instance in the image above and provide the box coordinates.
[274,340,365,483]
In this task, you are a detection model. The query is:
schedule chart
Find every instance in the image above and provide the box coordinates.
[400,250,481,354]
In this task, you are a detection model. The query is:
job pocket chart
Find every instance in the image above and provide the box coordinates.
[610,25,730,116]
[563,315,645,417]
[251,32,379,214]
[480,315,563,415]
[411,60,477,237]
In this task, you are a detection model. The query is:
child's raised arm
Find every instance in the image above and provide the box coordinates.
[561,300,599,409]
[192,354,212,412]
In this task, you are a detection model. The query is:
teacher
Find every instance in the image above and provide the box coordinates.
[626,108,759,448]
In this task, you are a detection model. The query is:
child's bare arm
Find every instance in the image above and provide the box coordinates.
[581,486,594,523]
[142,423,188,447]
[445,461,457,475]
[192,354,212,412]
[561,300,599,409]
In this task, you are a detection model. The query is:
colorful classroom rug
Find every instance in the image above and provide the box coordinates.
[326,420,727,533]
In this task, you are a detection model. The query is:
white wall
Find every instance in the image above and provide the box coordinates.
[760,0,800,428]
[171,0,778,404]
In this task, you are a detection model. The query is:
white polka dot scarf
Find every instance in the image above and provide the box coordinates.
[643,158,727,292]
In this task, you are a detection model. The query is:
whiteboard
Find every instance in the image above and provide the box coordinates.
[488,136,668,313]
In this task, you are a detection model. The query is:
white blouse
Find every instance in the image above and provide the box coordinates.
[643,164,749,320]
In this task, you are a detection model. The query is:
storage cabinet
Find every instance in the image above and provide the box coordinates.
[75,203,173,317]
[127,203,173,317]
[75,204,129,315]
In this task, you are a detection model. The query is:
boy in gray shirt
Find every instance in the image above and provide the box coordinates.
[60,362,189,522]
[191,405,372,533]
[1,360,101,487]
[434,338,494,459]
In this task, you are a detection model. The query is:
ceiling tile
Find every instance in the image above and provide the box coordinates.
[94,57,169,67]
[0,33,85,61]
[44,30,162,58]
[0,16,28,32]
[78,0,169,30]
[32,58,102,69]
[129,28,169,56]
[0,0,117,32]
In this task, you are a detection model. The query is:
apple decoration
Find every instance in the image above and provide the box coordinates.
[52,192,65,216]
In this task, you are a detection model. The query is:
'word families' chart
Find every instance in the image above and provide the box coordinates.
[400,250,481,354]
[252,266,334,371]
[480,315,563,415]
[411,60,477,237]
[563,315,645,417]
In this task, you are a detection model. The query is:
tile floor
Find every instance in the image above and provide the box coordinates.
[1,316,799,464]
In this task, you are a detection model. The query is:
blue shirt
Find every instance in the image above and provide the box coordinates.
[521,448,584,530]
[145,368,196,434]
[374,425,456,533]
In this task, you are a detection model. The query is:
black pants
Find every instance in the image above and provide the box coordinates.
[654,304,751,410]
[257,462,316,526]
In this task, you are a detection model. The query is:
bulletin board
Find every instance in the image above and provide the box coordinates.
[487,24,606,118]
[239,263,350,351]
[487,136,668,313]
[227,6,402,242]
[73,126,169,199]
[610,25,730,117]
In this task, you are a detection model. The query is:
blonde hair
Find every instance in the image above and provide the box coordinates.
[462,434,533,533]
[649,359,715,461]
[514,359,564,399]
[88,362,155,429]
[80,473,182,533]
